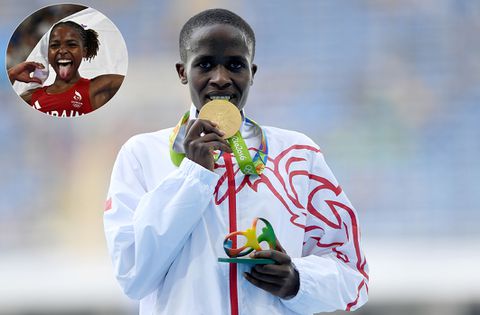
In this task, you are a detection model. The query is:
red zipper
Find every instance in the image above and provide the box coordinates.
[224,153,239,315]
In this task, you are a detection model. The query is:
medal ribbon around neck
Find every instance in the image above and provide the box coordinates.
[169,105,268,175]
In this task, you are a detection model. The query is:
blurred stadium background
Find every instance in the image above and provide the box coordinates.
[1,0,479,314]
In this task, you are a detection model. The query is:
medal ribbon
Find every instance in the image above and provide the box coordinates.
[169,112,268,175]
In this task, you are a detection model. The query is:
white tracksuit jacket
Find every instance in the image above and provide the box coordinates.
[104,113,369,315]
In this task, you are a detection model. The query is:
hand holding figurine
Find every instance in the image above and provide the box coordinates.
[243,239,300,299]
[8,61,45,84]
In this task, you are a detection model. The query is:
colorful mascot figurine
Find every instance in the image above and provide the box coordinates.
[218,217,277,264]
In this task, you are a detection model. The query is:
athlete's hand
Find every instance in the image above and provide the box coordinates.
[243,240,300,299]
[184,119,232,171]
[8,61,44,84]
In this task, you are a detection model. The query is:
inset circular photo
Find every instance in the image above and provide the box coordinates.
[6,4,128,118]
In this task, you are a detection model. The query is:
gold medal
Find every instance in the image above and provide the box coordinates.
[198,100,242,139]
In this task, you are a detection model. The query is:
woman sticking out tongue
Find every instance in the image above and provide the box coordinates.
[8,20,125,117]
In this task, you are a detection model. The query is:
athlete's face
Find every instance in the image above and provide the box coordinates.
[176,24,257,111]
[48,25,86,82]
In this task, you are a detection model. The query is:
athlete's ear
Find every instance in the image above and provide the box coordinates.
[83,46,87,59]
[175,63,188,85]
[250,64,257,85]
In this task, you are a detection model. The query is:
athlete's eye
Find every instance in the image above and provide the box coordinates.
[66,40,80,48]
[199,62,212,69]
[228,60,246,71]
[229,62,243,69]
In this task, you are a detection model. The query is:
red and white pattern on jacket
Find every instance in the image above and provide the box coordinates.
[214,144,369,310]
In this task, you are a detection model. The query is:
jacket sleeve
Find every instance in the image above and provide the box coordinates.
[281,150,369,313]
[103,143,220,300]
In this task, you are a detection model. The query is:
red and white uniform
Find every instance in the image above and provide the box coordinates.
[104,107,369,315]
[30,78,93,117]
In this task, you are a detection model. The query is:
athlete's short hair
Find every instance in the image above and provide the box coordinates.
[51,21,100,61]
[179,8,255,63]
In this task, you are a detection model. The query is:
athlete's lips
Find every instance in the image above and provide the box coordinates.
[55,56,74,67]
[56,58,73,65]
[205,92,237,102]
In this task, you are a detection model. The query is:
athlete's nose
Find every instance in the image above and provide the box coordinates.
[58,44,68,54]
[209,66,231,88]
